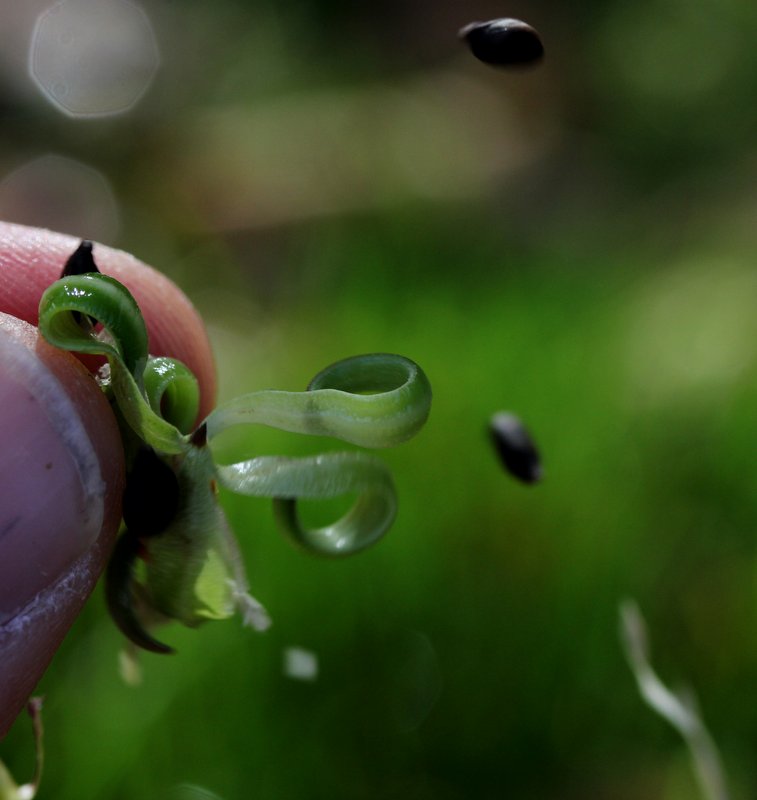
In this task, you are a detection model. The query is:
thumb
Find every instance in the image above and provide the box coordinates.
[0,313,124,739]
[0,224,218,739]
[0,222,216,419]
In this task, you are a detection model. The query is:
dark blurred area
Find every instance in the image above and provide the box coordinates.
[3,1,757,798]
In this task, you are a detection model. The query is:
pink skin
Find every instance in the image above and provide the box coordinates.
[0,223,216,739]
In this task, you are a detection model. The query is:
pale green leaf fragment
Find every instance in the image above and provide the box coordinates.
[0,762,20,800]
[0,698,43,800]
[619,600,730,800]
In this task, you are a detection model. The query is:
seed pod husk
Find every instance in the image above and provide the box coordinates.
[104,529,175,654]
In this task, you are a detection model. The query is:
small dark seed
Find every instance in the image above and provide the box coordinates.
[61,240,100,278]
[61,240,100,328]
[190,422,208,448]
[459,18,544,67]
[122,447,180,537]
[488,412,543,484]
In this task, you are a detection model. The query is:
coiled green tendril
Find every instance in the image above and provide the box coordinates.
[37,263,431,654]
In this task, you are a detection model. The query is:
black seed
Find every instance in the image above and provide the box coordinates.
[190,422,208,448]
[459,18,544,67]
[488,412,543,484]
[61,240,100,278]
[62,240,100,328]
[122,447,180,537]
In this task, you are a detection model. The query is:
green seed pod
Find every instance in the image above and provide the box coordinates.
[143,433,240,627]
[39,247,432,657]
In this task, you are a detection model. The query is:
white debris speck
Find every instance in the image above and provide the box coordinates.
[118,647,143,687]
[283,647,318,681]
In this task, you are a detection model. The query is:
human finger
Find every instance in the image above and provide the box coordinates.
[0,313,124,739]
[0,222,216,419]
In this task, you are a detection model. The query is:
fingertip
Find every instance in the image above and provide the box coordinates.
[0,313,124,739]
[91,245,217,420]
[0,223,219,736]
[0,222,216,419]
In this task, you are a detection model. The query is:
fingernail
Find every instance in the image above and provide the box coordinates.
[0,329,105,624]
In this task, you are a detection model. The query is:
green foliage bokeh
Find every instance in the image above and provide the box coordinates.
[3,1,757,797]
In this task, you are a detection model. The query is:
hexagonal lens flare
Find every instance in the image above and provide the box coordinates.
[29,0,159,118]
[0,155,120,243]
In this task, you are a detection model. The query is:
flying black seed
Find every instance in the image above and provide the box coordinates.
[122,447,180,537]
[60,239,100,278]
[489,412,543,484]
[459,18,544,67]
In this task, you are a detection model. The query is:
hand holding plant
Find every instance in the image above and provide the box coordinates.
[0,223,431,746]
[0,222,215,738]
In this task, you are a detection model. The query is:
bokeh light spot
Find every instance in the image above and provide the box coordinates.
[0,154,120,244]
[29,0,159,118]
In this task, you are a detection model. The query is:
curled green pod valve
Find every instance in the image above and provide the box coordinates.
[37,243,433,657]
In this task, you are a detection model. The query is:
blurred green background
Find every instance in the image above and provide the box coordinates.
[3,0,757,797]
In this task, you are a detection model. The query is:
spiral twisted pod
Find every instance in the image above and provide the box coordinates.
[37,259,432,654]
